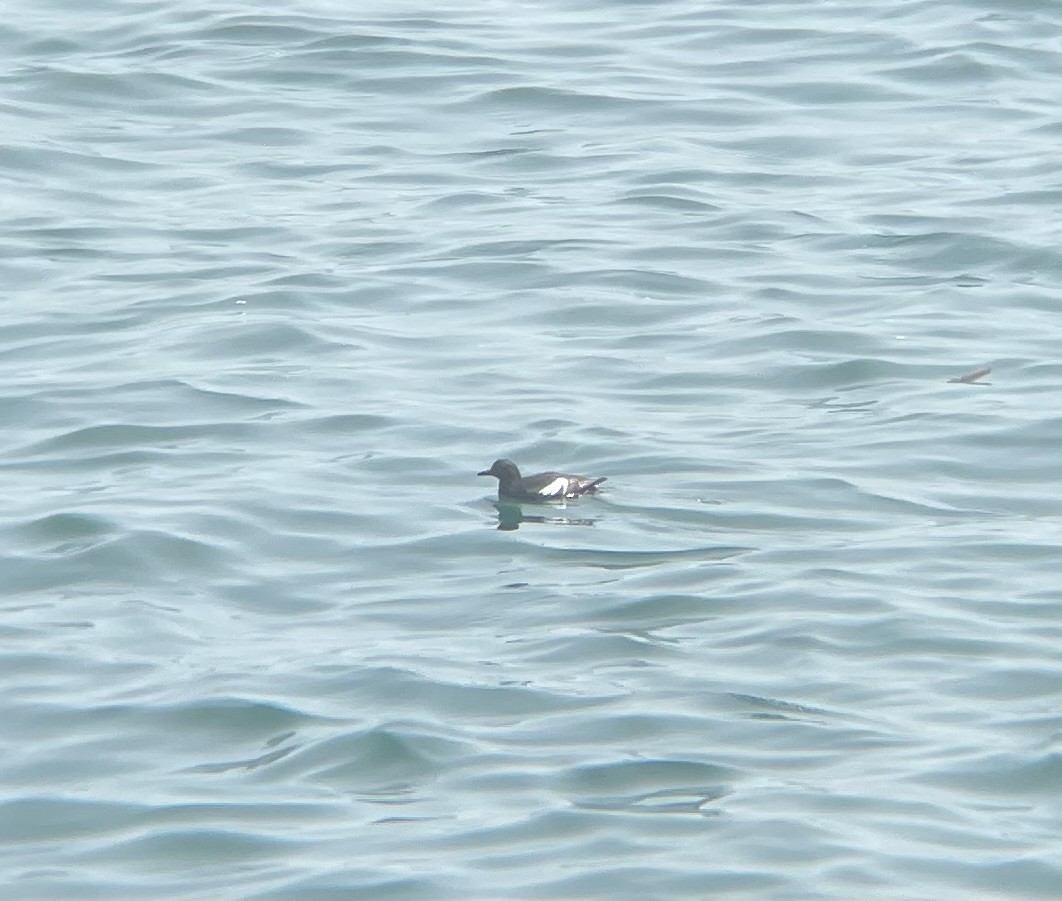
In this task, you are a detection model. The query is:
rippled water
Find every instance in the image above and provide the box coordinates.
[3,0,1062,897]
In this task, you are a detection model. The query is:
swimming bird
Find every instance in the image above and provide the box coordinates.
[948,365,992,384]
[477,458,607,501]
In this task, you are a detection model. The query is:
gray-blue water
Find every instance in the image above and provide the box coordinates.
[3,0,1061,897]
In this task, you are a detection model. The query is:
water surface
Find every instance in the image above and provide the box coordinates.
[2,0,1061,898]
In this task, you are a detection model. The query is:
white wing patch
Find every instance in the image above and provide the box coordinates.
[538,477,569,497]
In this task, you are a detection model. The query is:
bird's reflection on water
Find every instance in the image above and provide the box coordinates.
[493,501,598,531]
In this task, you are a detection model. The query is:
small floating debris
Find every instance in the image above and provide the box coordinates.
[948,366,992,384]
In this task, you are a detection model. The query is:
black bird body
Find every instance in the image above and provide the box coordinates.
[477,458,606,501]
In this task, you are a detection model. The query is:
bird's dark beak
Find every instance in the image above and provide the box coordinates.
[477,469,491,476]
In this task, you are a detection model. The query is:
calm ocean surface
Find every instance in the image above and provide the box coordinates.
[3,0,1061,897]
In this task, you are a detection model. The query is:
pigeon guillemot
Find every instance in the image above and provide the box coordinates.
[477,458,607,501]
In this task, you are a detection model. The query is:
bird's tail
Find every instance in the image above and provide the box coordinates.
[576,477,607,495]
